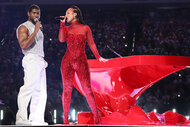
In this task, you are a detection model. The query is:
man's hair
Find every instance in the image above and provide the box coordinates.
[28,4,40,12]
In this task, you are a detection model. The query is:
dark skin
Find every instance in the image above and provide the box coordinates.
[17,9,42,50]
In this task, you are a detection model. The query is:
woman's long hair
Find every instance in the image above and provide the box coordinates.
[70,5,86,25]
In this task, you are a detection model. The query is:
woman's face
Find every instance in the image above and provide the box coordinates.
[65,8,77,23]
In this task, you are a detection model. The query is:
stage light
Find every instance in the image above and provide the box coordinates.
[178,94,180,97]
[179,73,181,77]
[123,36,125,39]
[54,118,56,123]
[125,44,127,47]
[69,115,71,120]
[0,110,3,120]
[53,109,57,123]
[54,109,57,118]
[49,38,52,41]
[153,109,157,113]
[185,116,189,120]
[72,109,76,121]
[172,108,176,112]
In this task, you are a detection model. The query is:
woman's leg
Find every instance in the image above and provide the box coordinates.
[61,61,75,124]
[76,61,100,124]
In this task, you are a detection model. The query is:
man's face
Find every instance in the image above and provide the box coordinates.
[65,8,77,23]
[28,9,40,23]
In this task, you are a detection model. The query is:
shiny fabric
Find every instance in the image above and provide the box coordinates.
[59,21,100,124]
[75,55,190,125]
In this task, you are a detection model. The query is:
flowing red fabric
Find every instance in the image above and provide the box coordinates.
[75,55,190,125]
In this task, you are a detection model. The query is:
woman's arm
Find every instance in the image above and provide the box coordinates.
[86,25,101,59]
[58,21,68,42]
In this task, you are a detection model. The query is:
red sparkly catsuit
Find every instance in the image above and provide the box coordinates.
[59,21,100,124]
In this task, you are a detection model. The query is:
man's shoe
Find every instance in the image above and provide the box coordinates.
[30,121,48,125]
[15,120,32,126]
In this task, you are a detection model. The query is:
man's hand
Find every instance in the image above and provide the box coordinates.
[34,21,42,32]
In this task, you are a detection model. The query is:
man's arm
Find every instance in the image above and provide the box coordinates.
[18,22,41,49]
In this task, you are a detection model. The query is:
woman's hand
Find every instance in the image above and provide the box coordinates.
[98,57,108,63]
[60,16,66,23]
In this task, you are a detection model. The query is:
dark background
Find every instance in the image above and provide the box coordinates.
[0,0,190,124]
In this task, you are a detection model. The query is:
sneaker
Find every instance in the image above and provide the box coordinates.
[15,120,32,126]
[30,121,48,125]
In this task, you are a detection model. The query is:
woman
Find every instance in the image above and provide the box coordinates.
[58,5,106,124]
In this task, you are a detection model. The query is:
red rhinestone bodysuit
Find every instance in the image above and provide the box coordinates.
[59,21,100,124]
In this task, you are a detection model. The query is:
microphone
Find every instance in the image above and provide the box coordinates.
[55,17,66,20]
[34,18,40,23]
[34,18,42,30]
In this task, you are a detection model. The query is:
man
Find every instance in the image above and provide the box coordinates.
[16,4,48,125]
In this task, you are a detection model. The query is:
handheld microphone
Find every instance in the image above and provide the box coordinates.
[34,18,39,23]
[55,17,65,20]
[34,18,42,30]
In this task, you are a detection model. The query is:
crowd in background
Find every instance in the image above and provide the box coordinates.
[0,4,190,124]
